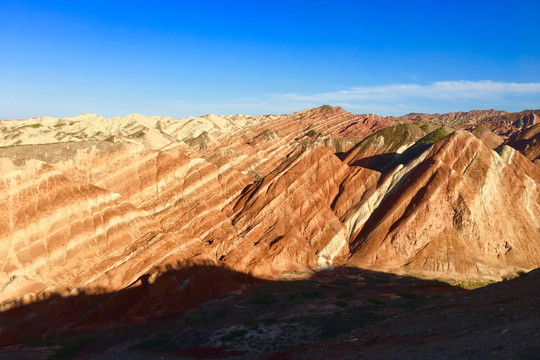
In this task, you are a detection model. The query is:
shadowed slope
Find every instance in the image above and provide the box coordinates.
[273,268,540,360]
[344,123,427,171]
[504,123,540,165]
[0,264,461,359]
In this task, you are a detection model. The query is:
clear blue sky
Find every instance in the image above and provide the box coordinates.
[1,0,539,119]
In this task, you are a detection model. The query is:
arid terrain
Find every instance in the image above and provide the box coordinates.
[0,106,539,359]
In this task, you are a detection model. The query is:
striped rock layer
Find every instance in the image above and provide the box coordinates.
[0,106,539,305]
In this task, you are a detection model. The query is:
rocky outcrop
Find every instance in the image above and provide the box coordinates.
[471,124,504,149]
[504,124,540,165]
[344,123,427,170]
[348,131,540,279]
[223,146,358,275]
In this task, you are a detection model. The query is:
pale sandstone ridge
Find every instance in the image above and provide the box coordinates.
[0,113,276,150]
[0,107,539,305]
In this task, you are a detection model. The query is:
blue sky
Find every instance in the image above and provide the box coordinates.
[1,0,539,119]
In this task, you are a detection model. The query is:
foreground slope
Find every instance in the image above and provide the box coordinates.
[276,268,540,360]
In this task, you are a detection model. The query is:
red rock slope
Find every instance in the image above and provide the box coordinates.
[0,107,539,306]
[348,131,540,279]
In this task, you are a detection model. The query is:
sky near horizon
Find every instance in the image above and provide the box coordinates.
[1,0,540,119]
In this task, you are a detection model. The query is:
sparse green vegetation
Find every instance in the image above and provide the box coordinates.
[130,130,145,138]
[249,169,265,181]
[104,135,115,142]
[420,124,430,132]
[220,329,248,342]
[398,292,422,299]
[336,291,354,299]
[132,331,176,351]
[18,123,42,130]
[250,293,276,305]
[305,129,320,138]
[366,297,384,305]
[185,131,209,150]
[255,129,277,141]
[457,281,489,289]
[416,126,451,147]
[319,105,334,113]
[300,289,326,299]
[331,277,358,286]
[282,270,310,275]
[49,336,96,359]
[333,138,344,153]
[399,126,454,164]
[354,123,426,155]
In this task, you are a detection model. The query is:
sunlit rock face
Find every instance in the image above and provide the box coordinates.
[0,158,160,301]
[0,107,539,304]
[348,131,540,279]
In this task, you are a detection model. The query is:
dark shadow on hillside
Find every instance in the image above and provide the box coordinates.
[349,153,400,172]
[0,262,265,345]
[0,264,462,358]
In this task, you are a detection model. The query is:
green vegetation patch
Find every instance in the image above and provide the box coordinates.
[282,270,310,275]
[249,293,277,305]
[305,129,321,138]
[354,123,426,154]
[49,336,96,359]
[220,329,248,342]
[129,130,145,138]
[18,123,42,130]
[248,169,265,181]
[255,128,277,141]
[366,297,384,305]
[131,331,176,351]
[399,126,454,164]
[332,138,348,153]
[336,291,354,299]
[331,277,359,286]
[300,289,326,299]
[319,105,335,113]
[416,126,452,146]
[457,280,489,289]
[185,131,209,150]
